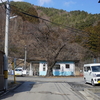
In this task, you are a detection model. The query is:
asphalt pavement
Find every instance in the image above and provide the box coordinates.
[0,81,86,100]
[0,76,100,100]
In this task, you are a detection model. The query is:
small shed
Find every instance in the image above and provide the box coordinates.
[39,61,47,76]
[39,60,78,76]
[53,61,75,76]
[0,51,5,91]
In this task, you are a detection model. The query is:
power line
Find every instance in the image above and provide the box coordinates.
[9,3,90,51]
[9,4,89,35]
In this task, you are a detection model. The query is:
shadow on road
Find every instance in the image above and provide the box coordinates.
[0,81,36,100]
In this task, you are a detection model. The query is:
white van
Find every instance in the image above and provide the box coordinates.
[83,63,100,86]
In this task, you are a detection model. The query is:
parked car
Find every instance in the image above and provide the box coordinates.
[15,67,23,76]
[83,63,100,86]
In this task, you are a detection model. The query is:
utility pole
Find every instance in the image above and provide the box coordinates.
[24,45,27,69]
[14,58,16,83]
[4,0,10,90]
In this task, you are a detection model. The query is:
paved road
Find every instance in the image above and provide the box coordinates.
[8,76,84,83]
[0,81,86,100]
[0,76,92,100]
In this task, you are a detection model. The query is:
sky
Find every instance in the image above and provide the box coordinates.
[1,0,100,14]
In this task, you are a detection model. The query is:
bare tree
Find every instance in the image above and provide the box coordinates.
[31,23,66,76]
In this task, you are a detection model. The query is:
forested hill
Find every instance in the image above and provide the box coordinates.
[35,6,100,29]
[35,5,100,57]
[0,1,100,65]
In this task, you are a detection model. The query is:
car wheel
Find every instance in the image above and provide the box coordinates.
[91,79,95,86]
[21,75,23,77]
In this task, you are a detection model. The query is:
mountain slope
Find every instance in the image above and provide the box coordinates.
[35,6,100,29]
[0,1,100,66]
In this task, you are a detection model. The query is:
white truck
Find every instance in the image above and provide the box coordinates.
[83,63,100,86]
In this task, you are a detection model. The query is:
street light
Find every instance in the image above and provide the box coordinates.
[98,0,100,3]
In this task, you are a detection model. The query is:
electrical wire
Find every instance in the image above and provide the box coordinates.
[9,3,89,52]
[8,2,91,60]
[9,4,90,35]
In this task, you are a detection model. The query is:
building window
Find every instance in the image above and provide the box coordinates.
[66,64,70,68]
[43,63,45,71]
[54,65,60,69]
[43,67,45,71]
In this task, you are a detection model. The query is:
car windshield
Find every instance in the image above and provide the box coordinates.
[92,66,100,72]
[15,69,22,71]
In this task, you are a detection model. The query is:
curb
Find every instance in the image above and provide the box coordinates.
[0,81,23,97]
[84,88,100,100]
[8,82,21,90]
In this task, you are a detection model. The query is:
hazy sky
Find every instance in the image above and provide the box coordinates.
[1,0,100,14]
